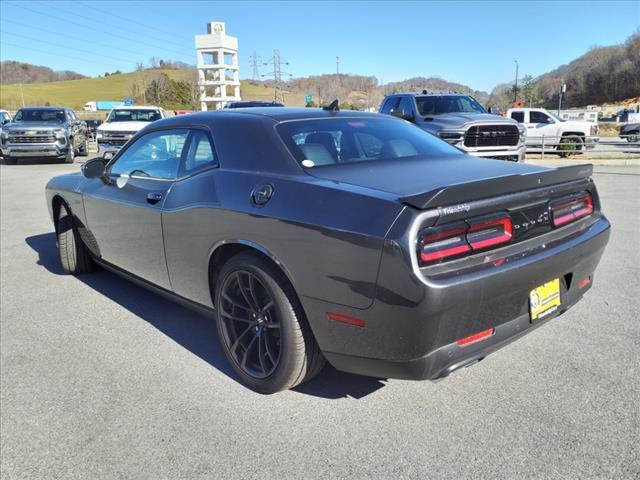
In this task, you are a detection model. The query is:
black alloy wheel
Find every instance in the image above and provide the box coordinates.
[219,270,281,379]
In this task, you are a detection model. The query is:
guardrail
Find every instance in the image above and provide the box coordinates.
[526,135,639,159]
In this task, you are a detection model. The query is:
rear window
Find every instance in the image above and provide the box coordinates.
[276,117,461,168]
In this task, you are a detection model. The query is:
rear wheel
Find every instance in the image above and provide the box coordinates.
[627,132,639,143]
[57,206,95,274]
[214,252,325,393]
[557,135,583,157]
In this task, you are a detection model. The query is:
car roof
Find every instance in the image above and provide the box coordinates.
[112,105,161,110]
[147,107,383,127]
[387,92,470,97]
[17,106,68,110]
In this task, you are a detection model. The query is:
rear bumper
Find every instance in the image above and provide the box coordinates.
[1,143,69,158]
[302,215,610,380]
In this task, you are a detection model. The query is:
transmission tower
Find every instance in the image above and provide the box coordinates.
[262,49,291,104]
[249,51,261,80]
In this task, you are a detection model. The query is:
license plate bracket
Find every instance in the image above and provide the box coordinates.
[529,278,561,321]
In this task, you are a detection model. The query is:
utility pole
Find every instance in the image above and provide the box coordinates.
[558,80,566,116]
[262,49,291,104]
[513,60,519,104]
[249,51,260,80]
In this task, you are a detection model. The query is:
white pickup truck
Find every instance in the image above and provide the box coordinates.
[506,108,599,156]
[96,106,166,156]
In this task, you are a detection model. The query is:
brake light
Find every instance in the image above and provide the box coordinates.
[456,328,495,347]
[466,216,512,250]
[419,223,471,263]
[551,193,593,227]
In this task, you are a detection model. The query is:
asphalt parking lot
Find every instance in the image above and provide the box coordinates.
[1,159,639,479]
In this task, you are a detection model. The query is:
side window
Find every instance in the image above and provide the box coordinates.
[530,111,549,124]
[183,130,218,174]
[110,129,188,179]
[398,97,414,116]
[380,97,400,115]
[511,111,525,123]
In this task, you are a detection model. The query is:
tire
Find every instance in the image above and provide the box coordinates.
[79,138,89,156]
[57,206,95,274]
[214,251,325,393]
[64,140,75,163]
[557,135,583,157]
[627,132,639,143]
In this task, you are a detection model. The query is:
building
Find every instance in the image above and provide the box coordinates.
[194,22,241,111]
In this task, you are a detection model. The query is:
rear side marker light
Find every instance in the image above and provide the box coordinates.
[578,276,591,289]
[456,328,495,347]
[327,312,365,328]
[552,193,593,227]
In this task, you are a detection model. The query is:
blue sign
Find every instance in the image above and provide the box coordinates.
[123,97,134,106]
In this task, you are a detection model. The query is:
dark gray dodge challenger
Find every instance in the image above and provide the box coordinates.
[45,108,611,393]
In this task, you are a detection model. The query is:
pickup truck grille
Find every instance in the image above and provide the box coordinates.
[8,133,57,144]
[464,125,519,148]
[101,131,133,145]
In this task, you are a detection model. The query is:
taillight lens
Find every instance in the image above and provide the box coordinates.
[466,216,512,250]
[551,192,593,227]
[419,223,471,263]
[419,215,512,265]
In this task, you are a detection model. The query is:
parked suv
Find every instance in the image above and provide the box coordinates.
[0,107,88,164]
[507,108,599,156]
[380,92,526,162]
[96,106,166,154]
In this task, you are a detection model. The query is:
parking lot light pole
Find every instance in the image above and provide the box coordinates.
[513,60,518,103]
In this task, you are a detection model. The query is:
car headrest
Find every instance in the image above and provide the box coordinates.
[381,139,418,158]
[298,143,337,166]
[305,132,338,159]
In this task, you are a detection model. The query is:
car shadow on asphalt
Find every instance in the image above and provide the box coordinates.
[25,232,387,399]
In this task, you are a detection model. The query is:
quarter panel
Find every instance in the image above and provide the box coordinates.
[161,170,404,309]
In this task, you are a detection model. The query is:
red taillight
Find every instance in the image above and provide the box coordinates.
[466,216,512,250]
[419,216,512,265]
[552,193,593,227]
[419,224,471,264]
[456,328,495,347]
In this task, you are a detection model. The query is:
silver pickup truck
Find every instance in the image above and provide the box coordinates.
[380,92,526,162]
[0,106,88,164]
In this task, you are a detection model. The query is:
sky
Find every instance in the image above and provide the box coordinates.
[0,0,638,92]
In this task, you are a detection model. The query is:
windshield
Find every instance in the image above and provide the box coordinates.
[107,109,161,123]
[548,111,566,122]
[277,117,462,168]
[416,95,486,116]
[14,109,66,122]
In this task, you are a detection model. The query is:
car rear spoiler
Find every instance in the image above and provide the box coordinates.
[401,164,594,209]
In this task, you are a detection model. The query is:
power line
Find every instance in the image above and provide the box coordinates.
[0,41,130,70]
[0,18,154,60]
[74,0,193,52]
[1,30,135,66]
[6,1,192,60]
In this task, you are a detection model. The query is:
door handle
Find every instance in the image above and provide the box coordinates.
[146,192,163,205]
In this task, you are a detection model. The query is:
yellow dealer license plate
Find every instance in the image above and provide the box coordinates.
[529,278,561,321]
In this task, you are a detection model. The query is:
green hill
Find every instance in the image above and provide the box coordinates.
[0,69,300,110]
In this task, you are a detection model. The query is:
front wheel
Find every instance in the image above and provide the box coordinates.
[57,207,95,274]
[64,142,75,163]
[215,252,325,393]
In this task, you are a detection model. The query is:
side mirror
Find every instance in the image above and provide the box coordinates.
[391,109,415,122]
[82,157,110,184]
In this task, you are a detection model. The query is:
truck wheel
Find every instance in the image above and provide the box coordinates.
[627,132,639,143]
[79,139,89,156]
[57,206,95,274]
[64,142,75,163]
[215,251,325,393]
[557,135,583,157]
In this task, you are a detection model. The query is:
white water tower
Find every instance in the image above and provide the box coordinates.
[195,22,241,111]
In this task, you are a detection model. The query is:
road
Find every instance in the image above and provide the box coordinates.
[1,160,639,479]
